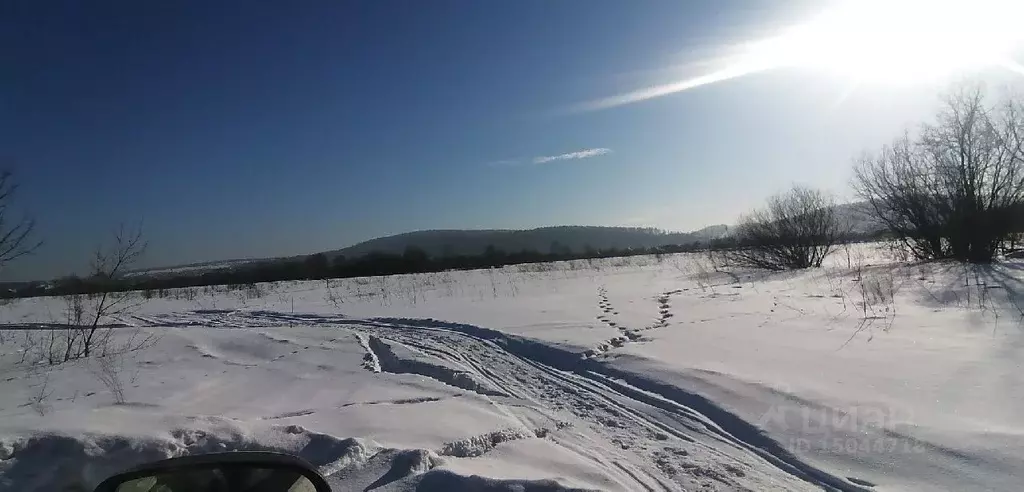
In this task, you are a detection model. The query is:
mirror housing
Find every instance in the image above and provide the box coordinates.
[93,451,331,492]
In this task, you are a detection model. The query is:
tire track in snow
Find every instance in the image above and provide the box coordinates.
[168,310,870,492]
[382,336,526,401]
[355,316,872,492]
[365,335,507,397]
[259,396,451,420]
[358,322,684,491]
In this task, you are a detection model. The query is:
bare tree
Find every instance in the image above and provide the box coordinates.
[75,223,148,358]
[726,186,845,270]
[30,223,153,364]
[854,86,1024,262]
[0,171,41,272]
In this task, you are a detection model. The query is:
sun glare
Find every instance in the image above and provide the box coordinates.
[758,0,1024,84]
[579,0,1024,111]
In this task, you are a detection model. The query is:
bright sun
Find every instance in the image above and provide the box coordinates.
[579,0,1024,111]
[755,0,1024,84]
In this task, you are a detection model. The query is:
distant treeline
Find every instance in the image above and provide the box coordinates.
[3,231,892,299]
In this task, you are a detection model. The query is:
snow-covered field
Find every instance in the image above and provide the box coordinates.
[1,246,1022,491]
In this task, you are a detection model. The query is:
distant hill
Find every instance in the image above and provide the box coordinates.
[117,205,879,281]
[318,205,878,262]
[320,225,730,260]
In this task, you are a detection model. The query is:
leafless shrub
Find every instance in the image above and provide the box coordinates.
[0,171,42,272]
[609,257,634,268]
[841,243,853,270]
[28,369,53,416]
[487,268,499,298]
[73,224,148,359]
[89,354,126,405]
[438,271,456,298]
[821,267,847,300]
[23,224,153,366]
[506,271,520,297]
[726,186,845,270]
[244,283,263,300]
[402,277,424,305]
[854,86,1024,263]
[706,247,728,271]
[17,331,36,365]
[836,262,901,348]
[324,278,345,308]
[376,276,392,307]
[692,258,716,295]
[859,271,897,312]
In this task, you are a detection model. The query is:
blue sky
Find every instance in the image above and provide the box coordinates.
[2,0,1006,280]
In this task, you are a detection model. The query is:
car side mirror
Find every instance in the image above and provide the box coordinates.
[92,451,332,492]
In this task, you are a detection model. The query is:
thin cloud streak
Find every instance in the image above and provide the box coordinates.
[487,148,613,167]
[572,60,773,113]
[532,148,612,164]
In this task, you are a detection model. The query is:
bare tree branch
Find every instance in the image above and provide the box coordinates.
[77,222,148,357]
[0,171,41,272]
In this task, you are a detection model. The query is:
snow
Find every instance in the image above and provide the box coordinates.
[1,247,1022,491]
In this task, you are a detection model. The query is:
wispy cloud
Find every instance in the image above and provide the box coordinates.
[486,148,613,167]
[571,61,767,113]
[532,148,612,164]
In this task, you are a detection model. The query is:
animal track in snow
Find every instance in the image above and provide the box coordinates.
[588,287,684,358]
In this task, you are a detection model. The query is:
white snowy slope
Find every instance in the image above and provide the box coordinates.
[1,247,1022,491]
